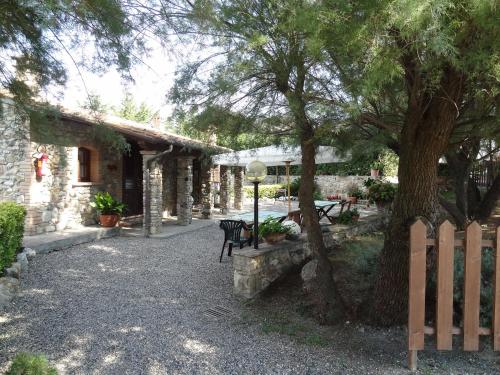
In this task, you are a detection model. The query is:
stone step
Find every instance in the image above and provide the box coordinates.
[23,226,120,254]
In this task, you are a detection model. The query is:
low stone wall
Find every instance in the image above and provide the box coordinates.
[232,214,387,298]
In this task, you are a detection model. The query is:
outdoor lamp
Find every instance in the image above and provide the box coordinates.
[246,160,267,249]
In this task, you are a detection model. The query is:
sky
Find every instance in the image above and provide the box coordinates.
[46,39,181,119]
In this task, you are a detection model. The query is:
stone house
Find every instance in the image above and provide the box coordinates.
[0,96,230,236]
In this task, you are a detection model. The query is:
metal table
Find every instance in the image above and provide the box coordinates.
[229,210,288,225]
[314,200,340,223]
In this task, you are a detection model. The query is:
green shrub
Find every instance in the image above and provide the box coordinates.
[243,184,284,199]
[0,202,26,272]
[6,353,57,375]
[288,178,321,198]
[336,208,360,225]
[90,192,125,215]
[366,181,397,203]
[258,217,291,238]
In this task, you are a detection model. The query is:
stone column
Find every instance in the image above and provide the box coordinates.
[141,151,163,235]
[176,156,194,225]
[162,158,177,216]
[233,166,243,210]
[220,165,230,214]
[201,166,212,219]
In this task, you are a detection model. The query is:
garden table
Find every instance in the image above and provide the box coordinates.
[229,210,288,225]
[314,200,340,223]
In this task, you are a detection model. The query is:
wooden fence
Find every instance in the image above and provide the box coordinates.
[471,160,500,188]
[408,220,500,370]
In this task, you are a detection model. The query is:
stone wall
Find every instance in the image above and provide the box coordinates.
[142,151,163,235]
[0,99,32,205]
[233,214,388,298]
[244,175,371,197]
[0,100,123,235]
[163,157,177,216]
[176,157,194,225]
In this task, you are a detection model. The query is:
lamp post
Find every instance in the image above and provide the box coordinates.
[283,159,293,213]
[245,160,267,249]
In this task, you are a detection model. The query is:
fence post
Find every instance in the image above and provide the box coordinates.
[436,220,455,350]
[493,227,500,351]
[408,219,427,370]
[463,221,482,351]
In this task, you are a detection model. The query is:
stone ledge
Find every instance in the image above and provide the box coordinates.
[233,213,387,299]
[23,226,120,254]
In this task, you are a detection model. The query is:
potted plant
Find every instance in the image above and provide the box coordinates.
[336,208,360,225]
[346,183,363,204]
[367,181,397,211]
[370,161,383,177]
[259,217,291,244]
[90,192,126,227]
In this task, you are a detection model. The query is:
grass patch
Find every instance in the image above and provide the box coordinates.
[261,318,330,347]
[299,334,329,347]
[6,353,57,375]
[329,234,384,318]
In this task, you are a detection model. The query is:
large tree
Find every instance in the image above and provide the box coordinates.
[322,0,499,325]
[168,0,347,322]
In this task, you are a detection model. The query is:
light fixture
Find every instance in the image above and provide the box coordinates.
[246,160,267,249]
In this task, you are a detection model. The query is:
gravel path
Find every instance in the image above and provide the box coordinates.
[1,224,498,374]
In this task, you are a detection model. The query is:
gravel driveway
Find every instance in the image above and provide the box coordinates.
[1,224,498,374]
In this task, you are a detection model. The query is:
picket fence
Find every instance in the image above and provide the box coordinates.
[408,220,500,370]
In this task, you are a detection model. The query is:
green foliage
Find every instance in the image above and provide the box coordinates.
[367,181,397,203]
[0,0,140,102]
[428,247,495,327]
[242,184,284,199]
[113,93,155,124]
[0,202,26,272]
[258,217,291,238]
[6,353,57,375]
[346,183,364,199]
[90,192,125,216]
[288,178,321,198]
[336,208,360,225]
[173,106,279,150]
[377,150,399,177]
[369,161,384,171]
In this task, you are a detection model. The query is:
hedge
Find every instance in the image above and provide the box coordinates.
[0,202,26,272]
[243,184,285,199]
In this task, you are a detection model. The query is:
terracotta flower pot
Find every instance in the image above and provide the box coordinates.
[370,169,380,178]
[264,232,286,245]
[99,214,120,227]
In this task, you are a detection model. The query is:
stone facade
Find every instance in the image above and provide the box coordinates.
[163,157,177,216]
[176,157,194,225]
[220,165,230,214]
[142,151,163,235]
[0,99,123,235]
[0,99,31,205]
[233,166,243,210]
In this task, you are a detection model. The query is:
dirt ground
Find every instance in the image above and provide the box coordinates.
[242,268,500,374]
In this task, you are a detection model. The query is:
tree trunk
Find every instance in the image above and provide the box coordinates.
[285,83,345,323]
[299,137,345,323]
[446,151,472,218]
[371,63,464,326]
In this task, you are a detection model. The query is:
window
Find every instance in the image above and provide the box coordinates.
[78,147,91,182]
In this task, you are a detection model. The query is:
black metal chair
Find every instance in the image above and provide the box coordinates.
[218,220,253,262]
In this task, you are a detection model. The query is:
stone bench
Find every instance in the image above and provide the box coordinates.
[232,214,387,299]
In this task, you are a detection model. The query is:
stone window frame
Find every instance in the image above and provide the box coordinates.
[71,146,101,186]
[78,147,91,182]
